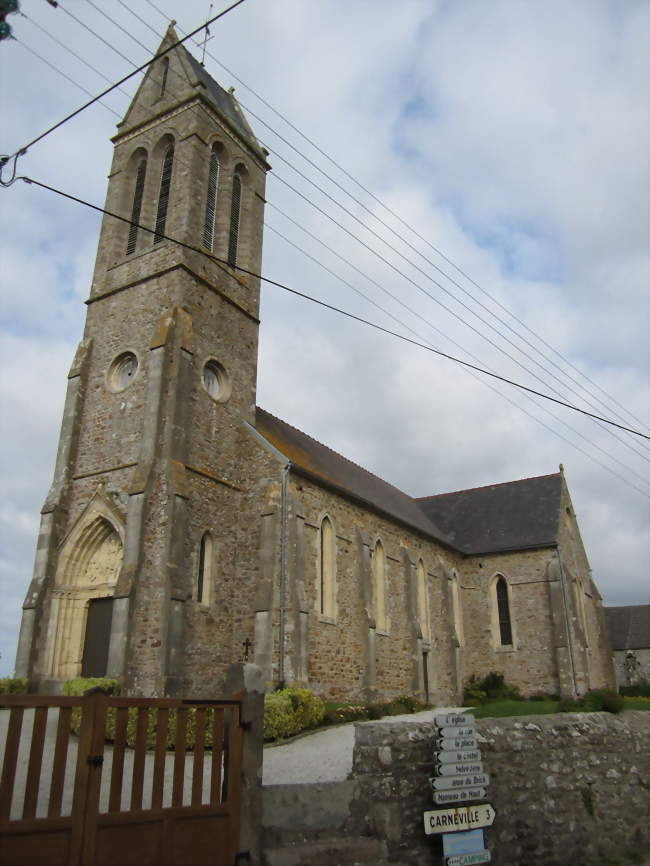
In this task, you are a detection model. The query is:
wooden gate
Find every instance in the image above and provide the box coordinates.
[0,692,245,866]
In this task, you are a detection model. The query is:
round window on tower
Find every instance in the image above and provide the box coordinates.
[107,351,139,392]
[202,359,231,402]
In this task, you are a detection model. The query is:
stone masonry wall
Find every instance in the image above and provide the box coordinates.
[349,711,649,866]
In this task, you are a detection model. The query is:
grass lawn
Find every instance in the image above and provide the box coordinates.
[468,696,650,719]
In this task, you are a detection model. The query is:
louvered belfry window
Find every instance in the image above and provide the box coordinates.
[227,172,242,267]
[496,577,513,645]
[202,145,220,250]
[126,157,147,255]
[153,143,174,245]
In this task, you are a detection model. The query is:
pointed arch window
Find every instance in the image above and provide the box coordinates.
[153,143,174,244]
[417,560,430,642]
[227,171,242,267]
[373,539,387,632]
[319,516,335,619]
[196,532,213,605]
[126,156,147,255]
[496,576,513,646]
[159,57,169,99]
[573,578,589,647]
[203,145,221,250]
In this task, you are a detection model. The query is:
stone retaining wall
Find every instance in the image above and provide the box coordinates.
[349,711,650,866]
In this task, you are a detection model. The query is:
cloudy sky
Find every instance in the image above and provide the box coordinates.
[0,0,648,675]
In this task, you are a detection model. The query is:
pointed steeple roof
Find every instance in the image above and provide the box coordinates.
[115,22,262,155]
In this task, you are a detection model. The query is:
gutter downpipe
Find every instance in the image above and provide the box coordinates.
[557,547,578,697]
[278,461,291,689]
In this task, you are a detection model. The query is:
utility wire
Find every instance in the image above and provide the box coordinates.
[64,2,649,458]
[20,11,132,99]
[11,8,647,485]
[147,0,647,438]
[12,39,121,118]
[57,2,147,77]
[7,9,647,485]
[1,0,248,165]
[15,174,650,455]
[269,171,650,486]
[264,215,650,495]
[266,220,650,499]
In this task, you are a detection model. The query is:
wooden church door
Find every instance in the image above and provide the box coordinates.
[81,597,114,677]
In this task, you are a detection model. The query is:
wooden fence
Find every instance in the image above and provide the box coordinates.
[0,691,245,865]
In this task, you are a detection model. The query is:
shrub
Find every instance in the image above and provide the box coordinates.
[0,677,29,695]
[322,704,369,725]
[463,672,521,705]
[62,677,119,697]
[62,678,218,750]
[264,688,325,741]
[583,689,624,714]
[463,675,488,705]
[559,689,624,715]
[620,680,650,698]
[392,694,420,713]
[286,688,326,730]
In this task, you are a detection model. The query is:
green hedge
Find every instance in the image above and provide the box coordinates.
[264,688,325,740]
[62,678,216,750]
[463,672,522,705]
[0,677,29,694]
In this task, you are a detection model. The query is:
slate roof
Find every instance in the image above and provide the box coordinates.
[604,605,650,650]
[417,474,563,554]
[255,408,453,547]
[183,48,260,148]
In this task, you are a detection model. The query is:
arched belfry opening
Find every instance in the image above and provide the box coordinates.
[44,505,123,680]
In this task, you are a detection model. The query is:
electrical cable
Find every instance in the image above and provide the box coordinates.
[1,0,249,165]
[6,11,647,492]
[88,2,649,458]
[270,170,650,485]
[6,10,647,489]
[266,221,650,499]
[12,39,121,118]
[20,10,132,98]
[15,174,650,454]
[147,0,649,435]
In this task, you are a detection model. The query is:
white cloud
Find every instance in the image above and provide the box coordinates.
[0,0,648,673]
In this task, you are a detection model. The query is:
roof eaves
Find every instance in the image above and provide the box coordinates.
[288,463,460,553]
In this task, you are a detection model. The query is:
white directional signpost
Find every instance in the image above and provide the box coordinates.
[423,712,495,865]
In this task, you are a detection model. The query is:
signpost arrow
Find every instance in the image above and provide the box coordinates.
[433,787,487,805]
[423,804,496,835]
[430,773,490,791]
[437,737,478,751]
[436,749,481,764]
[437,725,476,739]
[435,713,475,727]
[437,763,484,776]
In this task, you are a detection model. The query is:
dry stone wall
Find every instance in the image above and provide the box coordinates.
[349,711,649,866]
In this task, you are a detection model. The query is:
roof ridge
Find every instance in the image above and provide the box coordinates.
[416,472,561,502]
[256,407,417,499]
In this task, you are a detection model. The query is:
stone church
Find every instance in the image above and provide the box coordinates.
[14,27,615,703]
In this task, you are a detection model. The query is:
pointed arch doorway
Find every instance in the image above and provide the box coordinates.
[45,504,124,680]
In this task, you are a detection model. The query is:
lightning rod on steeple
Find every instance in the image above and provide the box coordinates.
[200,3,214,67]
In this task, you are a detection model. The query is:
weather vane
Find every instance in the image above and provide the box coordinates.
[200,3,214,67]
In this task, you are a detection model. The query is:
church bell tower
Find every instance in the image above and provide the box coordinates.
[15,25,269,695]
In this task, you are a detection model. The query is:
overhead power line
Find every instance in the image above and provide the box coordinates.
[7,4,647,493]
[266,220,650,498]
[14,174,649,453]
[0,0,248,168]
[20,0,646,458]
[145,0,648,437]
